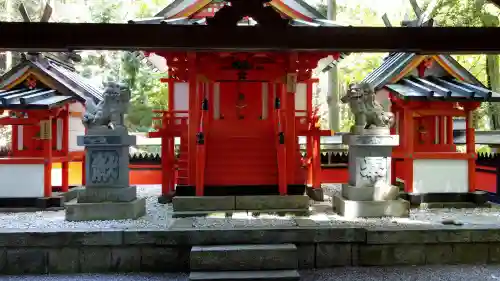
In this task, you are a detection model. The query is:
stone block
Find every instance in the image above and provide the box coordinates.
[77,186,138,203]
[392,245,426,265]
[489,243,500,263]
[425,244,454,264]
[189,270,300,281]
[190,244,298,271]
[333,194,410,218]
[471,228,500,242]
[65,198,146,221]
[110,247,141,272]
[358,245,391,266]
[453,243,489,264]
[0,230,123,247]
[296,244,315,269]
[47,248,79,273]
[141,246,189,272]
[234,195,309,210]
[315,243,352,267]
[173,196,235,212]
[0,249,6,273]
[79,247,111,273]
[6,248,46,274]
[342,184,373,201]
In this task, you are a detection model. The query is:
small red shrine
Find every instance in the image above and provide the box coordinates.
[0,52,103,207]
[362,53,500,204]
[131,0,343,202]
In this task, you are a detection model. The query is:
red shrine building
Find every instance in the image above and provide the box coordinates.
[131,0,342,201]
[362,53,500,204]
[0,53,102,207]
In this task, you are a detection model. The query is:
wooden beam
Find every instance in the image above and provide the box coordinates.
[0,22,500,53]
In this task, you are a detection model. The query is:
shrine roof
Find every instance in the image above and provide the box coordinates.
[151,0,325,21]
[385,75,500,102]
[362,53,485,91]
[0,54,103,105]
[0,88,76,110]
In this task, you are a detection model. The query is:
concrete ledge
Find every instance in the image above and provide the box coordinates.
[173,196,235,212]
[235,195,309,210]
[65,198,146,221]
[173,209,310,218]
[333,195,410,218]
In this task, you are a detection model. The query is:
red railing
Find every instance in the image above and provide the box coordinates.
[149,110,188,196]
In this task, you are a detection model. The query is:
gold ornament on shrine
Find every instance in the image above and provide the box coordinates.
[39,120,52,140]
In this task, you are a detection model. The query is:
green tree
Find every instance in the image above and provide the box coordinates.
[431,0,500,129]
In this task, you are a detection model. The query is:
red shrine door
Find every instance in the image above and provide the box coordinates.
[206,81,278,187]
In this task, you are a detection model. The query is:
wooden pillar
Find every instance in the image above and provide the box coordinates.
[285,74,296,185]
[276,83,287,195]
[195,81,207,197]
[404,110,414,193]
[438,116,445,145]
[82,127,87,186]
[465,110,476,192]
[306,81,313,187]
[12,125,18,155]
[446,116,453,145]
[41,118,53,197]
[187,53,198,190]
[61,105,69,192]
[161,111,170,196]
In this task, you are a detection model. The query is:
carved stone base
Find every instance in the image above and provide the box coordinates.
[77,186,137,203]
[65,198,146,221]
[332,194,410,219]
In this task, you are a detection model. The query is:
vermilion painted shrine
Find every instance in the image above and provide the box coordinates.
[3,0,500,279]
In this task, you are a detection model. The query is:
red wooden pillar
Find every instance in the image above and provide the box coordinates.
[311,133,321,189]
[42,118,53,197]
[438,116,445,145]
[276,83,287,195]
[404,110,414,193]
[446,116,453,146]
[61,105,69,192]
[465,110,476,192]
[285,81,296,185]
[195,81,207,196]
[161,111,170,196]
[167,80,176,194]
[187,53,199,192]
[12,125,18,155]
[82,126,87,186]
[305,81,313,187]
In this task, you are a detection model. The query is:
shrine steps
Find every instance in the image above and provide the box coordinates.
[189,244,300,281]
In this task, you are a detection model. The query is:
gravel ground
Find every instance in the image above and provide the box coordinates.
[4,266,500,280]
[1,184,500,231]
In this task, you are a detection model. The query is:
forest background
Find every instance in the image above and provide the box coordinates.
[0,0,499,141]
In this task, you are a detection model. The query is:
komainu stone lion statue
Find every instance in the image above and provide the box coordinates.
[83,82,131,130]
[340,82,395,132]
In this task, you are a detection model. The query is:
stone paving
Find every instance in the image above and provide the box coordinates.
[1,184,500,231]
[5,266,500,281]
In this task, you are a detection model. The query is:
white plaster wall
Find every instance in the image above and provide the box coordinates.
[0,164,45,198]
[413,159,469,194]
[174,82,189,118]
[69,116,85,151]
[69,102,85,113]
[375,88,391,112]
[295,83,307,117]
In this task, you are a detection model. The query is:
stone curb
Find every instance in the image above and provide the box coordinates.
[1,225,500,247]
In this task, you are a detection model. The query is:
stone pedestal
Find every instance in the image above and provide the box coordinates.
[333,128,409,218]
[65,127,146,221]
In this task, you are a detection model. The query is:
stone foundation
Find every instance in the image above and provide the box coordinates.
[332,194,410,218]
[1,226,500,273]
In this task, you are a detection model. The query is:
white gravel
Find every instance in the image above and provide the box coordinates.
[6,266,500,281]
[1,184,500,231]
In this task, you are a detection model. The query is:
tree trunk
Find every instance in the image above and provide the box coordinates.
[327,0,340,131]
[486,54,500,129]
